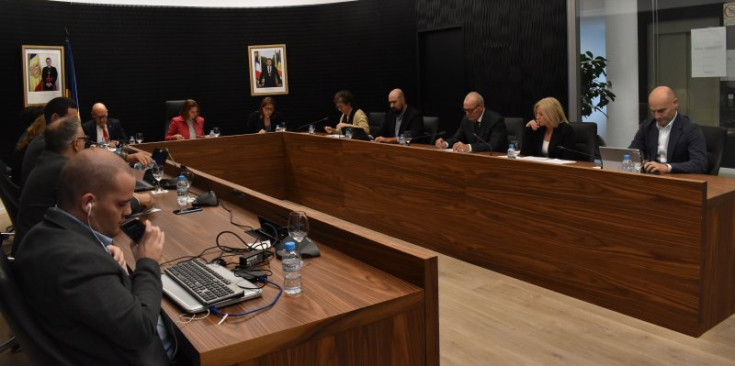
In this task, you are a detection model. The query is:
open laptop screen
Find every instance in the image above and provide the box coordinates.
[599,147,642,172]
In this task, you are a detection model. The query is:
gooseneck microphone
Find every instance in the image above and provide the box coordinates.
[403,131,446,144]
[471,132,494,152]
[555,146,602,168]
[296,117,329,131]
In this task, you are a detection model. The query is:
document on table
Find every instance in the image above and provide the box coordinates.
[510,156,576,164]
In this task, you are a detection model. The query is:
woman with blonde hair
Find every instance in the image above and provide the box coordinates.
[520,97,576,159]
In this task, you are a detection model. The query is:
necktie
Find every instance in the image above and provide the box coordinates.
[102,126,109,142]
[473,122,480,135]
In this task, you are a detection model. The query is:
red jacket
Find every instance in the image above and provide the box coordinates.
[165,116,205,140]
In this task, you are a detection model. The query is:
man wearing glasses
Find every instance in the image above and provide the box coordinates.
[435,91,507,153]
[83,102,128,147]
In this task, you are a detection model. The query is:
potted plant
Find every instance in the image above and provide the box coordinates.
[580,51,616,117]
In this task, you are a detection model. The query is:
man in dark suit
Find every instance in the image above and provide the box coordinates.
[374,88,424,144]
[259,58,281,87]
[83,102,128,146]
[435,91,507,152]
[629,86,707,174]
[15,148,171,366]
[42,57,58,90]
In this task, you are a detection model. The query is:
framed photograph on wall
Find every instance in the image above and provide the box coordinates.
[22,45,65,107]
[248,44,288,96]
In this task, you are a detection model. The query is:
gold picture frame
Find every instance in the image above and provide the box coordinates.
[248,44,288,96]
[22,45,65,106]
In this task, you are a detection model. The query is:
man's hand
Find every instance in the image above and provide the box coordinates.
[130,220,165,262]
[126,152,154,166]
[435,137,449,149]
[453,141,470,152]
[644,161,670,174]
[107,245,129,274]
[374,136,397,144]
[133,193,154,210]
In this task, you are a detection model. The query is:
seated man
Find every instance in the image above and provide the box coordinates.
[629,86,707,174]
[83,102,128,146]
[15,148,171,365]
[435,91,507,152]
[374,88,423,144]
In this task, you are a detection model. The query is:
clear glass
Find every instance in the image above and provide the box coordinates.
[213,126,220,137]
[135,133,144,144]
[397,134,406,145]
[308,124,315,134]
[150,163,168,194]
[403,131,412,146]
[344,129,353,139]
[287,211,309,248]
[279,123,287,132]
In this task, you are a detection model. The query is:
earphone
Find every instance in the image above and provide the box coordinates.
[87,202,93,216]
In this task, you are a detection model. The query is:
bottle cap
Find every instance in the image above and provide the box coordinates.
[284,241,296,251]
[178,175,185,181]
[623,154,630,159]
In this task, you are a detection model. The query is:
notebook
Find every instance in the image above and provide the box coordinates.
[599,147,642,172]
[162,261,262,313]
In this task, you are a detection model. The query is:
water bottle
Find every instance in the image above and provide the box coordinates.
[129,136,136,145]
[622,154,633,172]
[507,143,516,159]
[282,241,302,295]
[176,175,188,207]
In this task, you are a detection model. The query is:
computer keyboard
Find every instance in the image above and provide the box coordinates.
[164,260,244,306]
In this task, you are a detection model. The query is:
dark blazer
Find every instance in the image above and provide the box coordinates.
[520,122,576,159]
[15,207,169,366]
[445,109,507,152]
[20,134,46,186]
[629,113,707,174]
[244,110,284,134]
[378,105,424,140]
[14,150,69,252]
[259,66,281,87]
[82,118,128,143]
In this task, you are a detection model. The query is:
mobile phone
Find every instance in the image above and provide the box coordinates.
[120,218,146,243]
[174,207,203,215]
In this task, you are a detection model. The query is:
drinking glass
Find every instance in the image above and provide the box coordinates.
[288,211,309,253]
[213,126,221,137]
[151,163,168,194]
[180,169,195,202]
[403,131,412,146]
[344,129,353,140]
[279,123,287,132]
[275,124,283,132]
[308,124,315,134]
[135,133,144,144]
[398,134,406,145]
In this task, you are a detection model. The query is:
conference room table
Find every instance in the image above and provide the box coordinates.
[116,157,439,366]
[132,132,735,338]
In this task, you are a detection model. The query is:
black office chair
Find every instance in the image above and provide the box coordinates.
[164,100,186,140]
[504,117,525,148]
[568,122,598,162]
[0,251,74,365]
[0,159,20,228]
[700,125,727,175]
[367,111,385,137]
[422,116,439,144]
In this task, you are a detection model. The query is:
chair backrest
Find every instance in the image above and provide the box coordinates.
[504,117,525,148]
[569,122,598,162]
[0,159,20,226]
[700,125,727,175]
[164,100,186,139]
[422,116,439,144]
[0,252,74,365]
[367,111,385,136]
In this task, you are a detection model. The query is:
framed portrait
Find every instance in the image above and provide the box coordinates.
[22,45,65,107]
[248,44,288,96]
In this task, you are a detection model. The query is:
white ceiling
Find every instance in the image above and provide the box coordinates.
[53,0,356,8]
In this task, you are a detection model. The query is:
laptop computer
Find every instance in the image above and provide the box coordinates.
[599,147,642,172]
[344,127,372,141]
[162,261,263,313]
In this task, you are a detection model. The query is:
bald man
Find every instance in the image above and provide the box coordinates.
[83,102,128,147]
[374,88,424,144]
[629,86,707,174]
[435,91,507,153]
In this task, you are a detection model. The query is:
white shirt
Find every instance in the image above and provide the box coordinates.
[656,112,677,164]
[95,124,107,143]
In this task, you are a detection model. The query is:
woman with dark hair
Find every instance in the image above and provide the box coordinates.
[245,97,283,134]
[165,99,205,140]
[10,106,45,184]
[324,90,370,135]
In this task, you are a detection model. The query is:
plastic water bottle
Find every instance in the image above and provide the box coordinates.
[622,154,633,172]
[129,136,135,145]
[176,175,188,207]
[507,143,517,159]
[282,241,302,295]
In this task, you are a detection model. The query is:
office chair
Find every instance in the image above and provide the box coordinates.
[0,159,20,227]
[700,125,727,175]
[0,251,74,365]
[164,100,186,140]
[504,117,525,148]
[367,111,385,136]
[569,122,598,162]
[422,116,439,144]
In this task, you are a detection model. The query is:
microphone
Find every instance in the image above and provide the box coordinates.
[296,117,329,131]
[471,132,494,152]
[405,131,446,144]
[555,146,602,168]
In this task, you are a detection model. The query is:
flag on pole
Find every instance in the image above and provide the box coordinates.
[64,36,79,112]
[255,51,262,80]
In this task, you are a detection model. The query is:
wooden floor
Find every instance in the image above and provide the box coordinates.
[2,205,735,365]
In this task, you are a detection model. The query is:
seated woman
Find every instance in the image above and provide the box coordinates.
[520,97,576,160]
[246,97,283,134]
[166,99,204,140]
[324,90,370,135]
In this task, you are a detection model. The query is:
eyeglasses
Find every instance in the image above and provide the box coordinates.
[463,105,480,114]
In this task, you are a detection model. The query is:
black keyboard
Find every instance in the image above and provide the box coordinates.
[164,260,243,306]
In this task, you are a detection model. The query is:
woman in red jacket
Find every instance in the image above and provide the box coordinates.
[166,99,204,140]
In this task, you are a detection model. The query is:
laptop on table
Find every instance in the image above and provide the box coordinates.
[599,147,643,172]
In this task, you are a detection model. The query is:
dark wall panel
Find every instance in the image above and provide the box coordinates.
[416,0,568,132]
[0,0,417,159]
